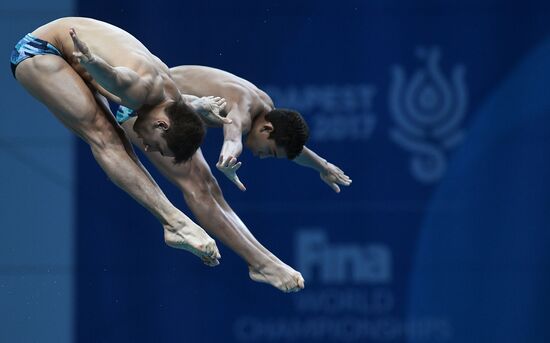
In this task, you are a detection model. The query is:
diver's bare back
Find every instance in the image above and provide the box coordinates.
[31,17,169,93]
[171,65,274,119]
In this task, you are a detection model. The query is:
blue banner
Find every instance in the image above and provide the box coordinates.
[75,1,550,342]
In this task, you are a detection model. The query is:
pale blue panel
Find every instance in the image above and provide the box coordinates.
[0,0,72,15]
[0,0,74,342]
[0,145,73,266]
[0,274,73,343]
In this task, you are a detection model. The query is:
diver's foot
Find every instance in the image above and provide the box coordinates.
[164,219,221,267]
[248,262,305,292]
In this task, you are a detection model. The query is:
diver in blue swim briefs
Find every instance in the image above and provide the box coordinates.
[115,66,352,293]
[10,17,223,267]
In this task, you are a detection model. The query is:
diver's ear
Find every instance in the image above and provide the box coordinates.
[155,120,169,131]
[260,122,274,133]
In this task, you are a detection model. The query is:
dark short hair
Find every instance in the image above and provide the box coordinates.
[265,108,309,160]
[163,99,205,164]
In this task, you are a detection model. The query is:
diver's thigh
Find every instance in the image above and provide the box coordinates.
[15,55,102,138]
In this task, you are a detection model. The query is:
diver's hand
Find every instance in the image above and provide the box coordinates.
[192,96,231,126]
[69,28,94,64]
[320,162,352,193]
[216,155,246,191]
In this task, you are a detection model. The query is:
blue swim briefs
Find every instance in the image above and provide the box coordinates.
[10,33,63,78]
[116,105,136,124]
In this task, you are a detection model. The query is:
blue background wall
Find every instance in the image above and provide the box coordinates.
[75,1,550,342]
[3,0,548,342]
[1,0,74,341]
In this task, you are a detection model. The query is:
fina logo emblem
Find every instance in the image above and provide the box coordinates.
[389,47,468,183]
